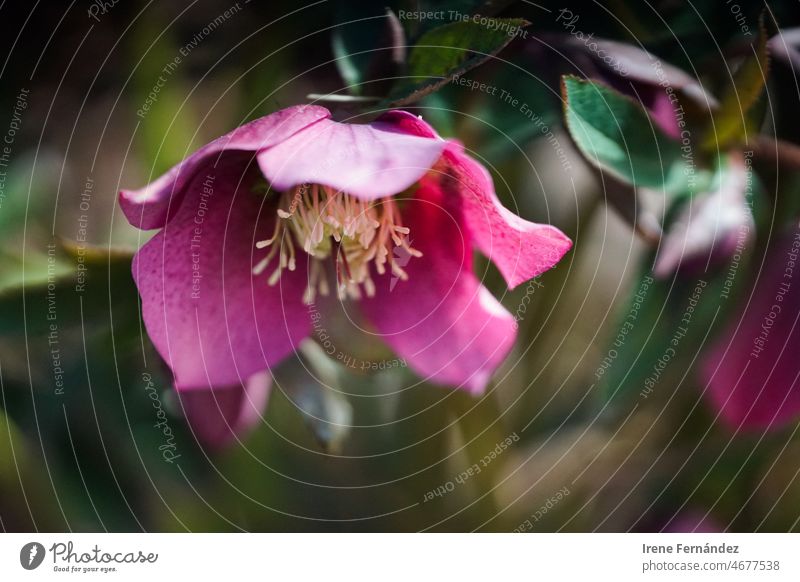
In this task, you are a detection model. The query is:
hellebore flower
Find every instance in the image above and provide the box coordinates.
[533,34,717,138]
[120,105,571,445]
[654,152,754,278]
[701,229,800,431]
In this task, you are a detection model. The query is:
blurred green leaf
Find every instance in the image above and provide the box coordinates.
[0,240,215,530]
[702,22,770,151]
[129,10,199,176]
[445,389,508,520]
[598,265,735,408]
[0,248,71,294]
[386,18,528,106]
[332,5,405,96]
[562,75,687,192]
[0,242,137,338]
[0,152,61,236]
[466,64,559,162]
[0,409,67,530]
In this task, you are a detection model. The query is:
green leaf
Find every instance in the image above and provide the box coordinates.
[562,75,687,192]
[386,18,528,106]
[701,21,770,150]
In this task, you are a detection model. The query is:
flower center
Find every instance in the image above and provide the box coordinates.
[253,183,420,303]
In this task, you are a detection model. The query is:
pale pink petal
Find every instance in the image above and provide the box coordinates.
[360,180,517,394]
[654,151,754,277]
[701,230,800,430]
[256,115,445,200]
[551,36,718,136]
[120,105,330,230]
[179,371,271,449]
[769,28,800,70]
[438,142,572,289]
[133,154,309,390]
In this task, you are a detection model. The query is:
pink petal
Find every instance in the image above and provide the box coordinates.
[701,230,800,430]
[588,38,717,109]
[256,114,446,200]
[178,371,271,449]
[374,110,440,138]
[439,142,572,289]
[120,105,330,230]
[360,179,517,394]
[644,85,682,139]
[132,154,310,391]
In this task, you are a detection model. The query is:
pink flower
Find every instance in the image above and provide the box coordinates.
[701,229,800,431]
[120,105,571,446]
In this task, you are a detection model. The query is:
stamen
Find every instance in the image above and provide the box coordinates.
[253,183,420,303]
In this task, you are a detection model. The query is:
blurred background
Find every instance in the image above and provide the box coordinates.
[1,0,800,532]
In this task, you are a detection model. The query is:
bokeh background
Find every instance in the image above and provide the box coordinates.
[1,0,800,532]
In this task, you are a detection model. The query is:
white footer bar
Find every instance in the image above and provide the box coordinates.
[1,533,798,581]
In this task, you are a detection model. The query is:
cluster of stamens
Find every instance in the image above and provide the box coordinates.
[253,183,421,303]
